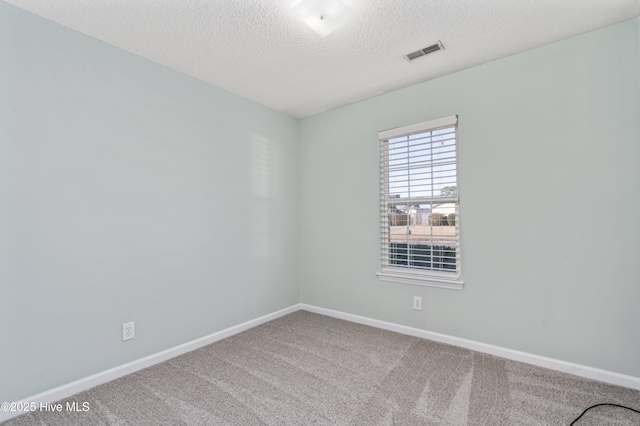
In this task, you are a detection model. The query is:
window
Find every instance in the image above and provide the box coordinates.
[377,115,462,289]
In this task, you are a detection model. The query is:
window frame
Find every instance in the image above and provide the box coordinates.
[376,115,463,290]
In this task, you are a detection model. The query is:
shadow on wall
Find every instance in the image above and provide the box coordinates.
[248,133,281,260]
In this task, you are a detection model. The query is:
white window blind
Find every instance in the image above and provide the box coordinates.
[377,115,462,289]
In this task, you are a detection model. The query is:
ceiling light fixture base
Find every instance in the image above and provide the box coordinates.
[292,0,354,38]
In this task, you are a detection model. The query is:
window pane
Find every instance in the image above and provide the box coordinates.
[386,127,457,201]
[380,118,459,278]
[389,204,408,242]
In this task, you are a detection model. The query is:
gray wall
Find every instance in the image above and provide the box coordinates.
[299,19,640,378]
[0,3,299,402]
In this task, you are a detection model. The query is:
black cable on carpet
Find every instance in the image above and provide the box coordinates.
[569,403,640,425]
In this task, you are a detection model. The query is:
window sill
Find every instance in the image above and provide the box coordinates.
[376,269,464,290]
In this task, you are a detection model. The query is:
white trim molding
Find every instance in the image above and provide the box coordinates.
[0,304,301,423]
[377,269,463,289]
[378,115,458,140]
[300,304,640,391]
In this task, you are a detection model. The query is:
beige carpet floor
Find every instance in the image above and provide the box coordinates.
[3,310,640,425]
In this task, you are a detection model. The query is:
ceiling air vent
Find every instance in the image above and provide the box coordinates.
[406,41,444,61]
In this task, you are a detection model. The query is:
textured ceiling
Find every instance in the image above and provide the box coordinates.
[4,0,640,118]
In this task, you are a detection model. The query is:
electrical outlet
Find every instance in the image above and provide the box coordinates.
[122,321,135,341]
[413,296,422,311]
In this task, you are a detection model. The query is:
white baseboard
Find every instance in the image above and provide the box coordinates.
[300,303,640,391]
[0,304,301,423]
[4,302,638,423]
